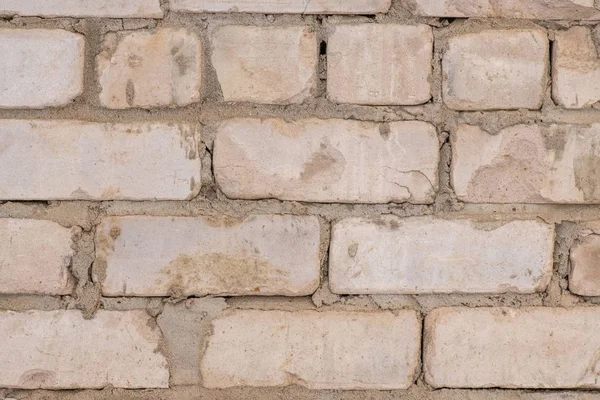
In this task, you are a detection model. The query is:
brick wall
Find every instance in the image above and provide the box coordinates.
[2,1,600,399]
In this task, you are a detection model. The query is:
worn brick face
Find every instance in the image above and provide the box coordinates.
[214,119,439,204]
[0,0,163,18]
[327,24,433,105]
[211,26,318,104]
[97,29,202,109]
[97,215,321,297]
[201,310,421,390]
[443,30,548,110]
[169,0,391,14]
[0,29,84,108]
[406,0,600,19]
[452,123,600,203]
[553,26,600,109]
[0,219,75,295]
[569,221,600,296]
[0,120,200,200]
[425,307,600,388]
[0,310,168,389]
[330,217,554,294]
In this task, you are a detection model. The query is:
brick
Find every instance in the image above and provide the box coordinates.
[0,310,168,389]
[97,29,202,109]
[443,30,548,110]
[424,307,600,388]
[406,0,600,20]
[97,215,321,296]
[0,219,75,295]
[0,120,200,200]
[157,298,227,385]
[330,217,554,294]
[452,123,600,203]
[214,119,439,203]
[327,24,433,105]
[0,29,84,108]
[0,0,163,18]
[201,310,420,390]
[569,221,600,296]
[553,26,600,109]
[170,0,391,14]
[211,26,317,104]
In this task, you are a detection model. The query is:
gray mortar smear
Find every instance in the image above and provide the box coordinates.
[2,0,600,398]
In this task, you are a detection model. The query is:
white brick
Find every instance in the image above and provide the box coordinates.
[0,310,168,389]
[0,219,75,295]
[98,29,202,109]
[327,24,432,105]
[0,29,84,108]
[569,221,600,296]
[211,26,317,104]
[443,30,548,110]
[0,0,163,18]
[452,123,600,203]
[406,0,600,20]
[0,120,200,200]
[330,217,554,294]
[553,27,600,109]
[201,310,420,390]
[425,307,600,388]
[170,0,391,14]
[97,215,321,296]
[214,119,439,204]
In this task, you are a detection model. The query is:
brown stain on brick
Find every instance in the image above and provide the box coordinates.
[300,141,345,182]
[157,250,290,296]
[574,140,600,201]
[571,236,600,295]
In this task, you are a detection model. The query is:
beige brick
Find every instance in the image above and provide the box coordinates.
[97,215,320,297]
[443,30,548,110]
[330,217,554,294]
[214,119,439,204]
[425,307,600,388]
[0,0,163,18]
[327,24,432,105]
[406,0,600,20]
[0,120,200,200]
[98,29,202,109]
[211,26,317,104]
[553,27,600,109]
[0,29,84,108]
[0,310,168,389]
[452,123,600,203]
[0,219,75,295]
[569,221,600,296]
[170,0,391,13]
[201,310,420,390]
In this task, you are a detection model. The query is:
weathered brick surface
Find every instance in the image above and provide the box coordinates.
[97,215,321,296]
[0,0,163,18]
[553,27,600,109]
[327,24,432,105]
[0,310,168,389]
[425,307,600,388]
[330,217,554,294]
[97,29,202,109]
[201,310,421,389]
[0,219,74,295]
[211,26,318,104]
[443,30,548,110]
[169,0,391,14]
[452,123,600,203]
[406,0,600,19]
[0,29,84,108]
[570,221,600,296]
[214,119,439,203]
[0,120,200,200]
